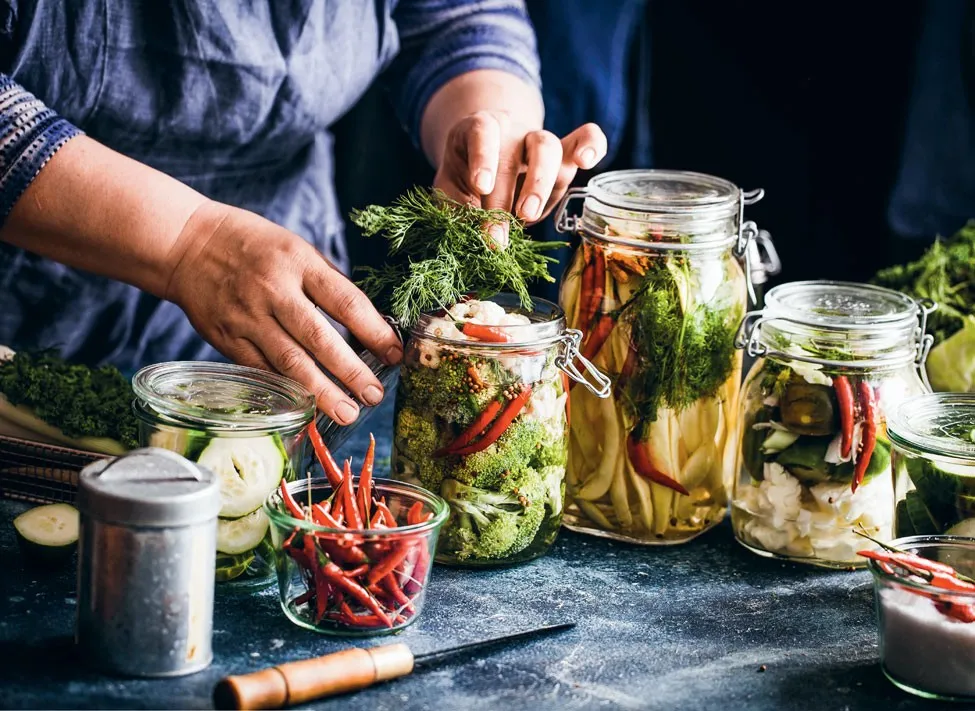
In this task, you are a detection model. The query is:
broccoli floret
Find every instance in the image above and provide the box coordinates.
[393,407,448,491]
[451,416,546,489]
[440,471,546,561]
[531,428,567,470]
[401,356,493,425]
[539,465,566,517]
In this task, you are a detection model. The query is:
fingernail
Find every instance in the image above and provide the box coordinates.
[578,147,597,168]
[385,344,403,365]
[362,384,383,406]
[487,223,509,250]
[334,401,359,425]
[521,195,541,221]
[474,169,494,194]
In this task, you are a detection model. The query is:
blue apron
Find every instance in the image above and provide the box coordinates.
[0,0,399,369]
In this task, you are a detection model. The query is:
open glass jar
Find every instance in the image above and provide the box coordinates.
[389,294,610,566]
[132,362,315,587]
[553,169,764,544]
[888,393,975,539]
[733,281,934,567]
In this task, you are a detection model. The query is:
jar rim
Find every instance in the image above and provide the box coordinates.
[408,293,567,348]
[132,361,315,433]
[586,169,741,216]
[764,280,920,329]
[888,393,975,461]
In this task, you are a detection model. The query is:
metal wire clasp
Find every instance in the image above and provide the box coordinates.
[555,330,612,398]
[554,188,589,234]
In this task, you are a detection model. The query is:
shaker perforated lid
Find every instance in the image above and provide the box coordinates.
[77,448,220,527]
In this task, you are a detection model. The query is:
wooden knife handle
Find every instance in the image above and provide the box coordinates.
[213,643,414,710]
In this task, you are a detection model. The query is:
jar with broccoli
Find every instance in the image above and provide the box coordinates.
[733,281,934,567]
[391,294,609,566]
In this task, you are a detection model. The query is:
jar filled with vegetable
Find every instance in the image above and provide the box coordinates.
[888,393,975,540]
[391,294,610,566]
[733,281,934,567]
[132,362,315,587]
[554,169,763,544]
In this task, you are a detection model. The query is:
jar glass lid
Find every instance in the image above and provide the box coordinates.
[132,361,315,432]
[764,281,920,328]
[586,169,740,215]
[888,393,975,462]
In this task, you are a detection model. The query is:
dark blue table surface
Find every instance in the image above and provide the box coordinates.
[0,398,951,711]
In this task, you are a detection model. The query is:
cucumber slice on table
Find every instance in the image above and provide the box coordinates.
[217,509,270,555]
[13,503,79,565]
[197,435,288,518]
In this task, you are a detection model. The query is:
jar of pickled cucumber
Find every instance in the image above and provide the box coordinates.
[553,169,766,544]
[132,362,315,587]
[888,393,975,540]
[733,281,935,567]
[390,294,610,566]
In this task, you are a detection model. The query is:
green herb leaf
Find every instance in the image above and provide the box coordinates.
[351,188,565,328]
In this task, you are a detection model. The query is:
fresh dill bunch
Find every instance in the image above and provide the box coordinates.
[621,257,739,430]
[872,220,975,345]
[351,188,565,328]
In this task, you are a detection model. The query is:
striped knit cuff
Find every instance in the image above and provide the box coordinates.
[0,75,83,225]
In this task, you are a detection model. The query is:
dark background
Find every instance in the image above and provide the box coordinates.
[333,1,956,300]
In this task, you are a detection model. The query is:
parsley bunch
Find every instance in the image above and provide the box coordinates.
[352,188,564,328]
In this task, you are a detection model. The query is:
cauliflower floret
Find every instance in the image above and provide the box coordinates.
[743,517,800,553]
[757,463,803,529]
[448,299,531,327]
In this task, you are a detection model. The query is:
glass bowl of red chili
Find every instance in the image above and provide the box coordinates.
[264,474,449,637]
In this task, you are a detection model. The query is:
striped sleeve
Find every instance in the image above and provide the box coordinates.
[388,0,541,147]
[0,74,82,224]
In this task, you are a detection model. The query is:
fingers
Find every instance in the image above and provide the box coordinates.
[273,291,387,409]
[561,122,608,171]
[303,262,403,366]
[515,130,563,223]
[464,112,502,196]
[252,315,364,425]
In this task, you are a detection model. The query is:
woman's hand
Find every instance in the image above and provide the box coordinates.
[166,201,403,425]
[433,110,607,245]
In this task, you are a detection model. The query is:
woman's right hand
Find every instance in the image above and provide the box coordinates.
[165,200,403,425]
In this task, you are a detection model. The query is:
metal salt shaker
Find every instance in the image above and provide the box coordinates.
[76,447,221,677]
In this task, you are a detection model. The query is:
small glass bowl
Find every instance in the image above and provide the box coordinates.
[866,535,975,701]
[264,477,448,637]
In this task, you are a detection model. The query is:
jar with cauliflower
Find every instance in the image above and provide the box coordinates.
[390,294,609,566]
[733,281,933,567]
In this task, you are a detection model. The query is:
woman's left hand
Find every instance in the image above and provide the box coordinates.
[432,110,607,246]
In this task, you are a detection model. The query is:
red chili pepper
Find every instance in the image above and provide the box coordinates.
[852,381,877,493]
[459,322,511,343]
[435,400,503,456]
[357,433,375,525]
[577,243,605,334]
[375,499,397,528]
[321,562,392,627]
[340,459,363,529]
[930,571,975,593]
[279,479,305,520]
[626,430,690,496]
[293,589,315,606]
[407,501,424,525]
[367,543,413,586]
[561,371,571,423]
[307,421,344,488]
[450,385,534,456]
[833,376,855,459]
[311,504,368,565]
[370,509,385,528]
[935,600,975,623]
[580,314,615,362]
[343,564,370,578]
[381,573,415,613]
[858,549,973,583]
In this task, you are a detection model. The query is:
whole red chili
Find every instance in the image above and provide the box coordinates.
[321,562,392,627]
[852,381,877,493]
[357,433,375,524]
[626,430,690,496]
[450,385,534,456]
[307,421,344,488]
[435,399,503,456]
[279,479,305,520]
[580,314,615,363]
[833,375,855,459]
[459,322,511,343]
[367,542,413,586]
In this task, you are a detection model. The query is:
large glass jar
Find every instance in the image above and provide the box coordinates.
[733,282,934,567]
[390,294,609,566]
[553,169,763,544]
[888,393,975,539]
[132,362,315,587]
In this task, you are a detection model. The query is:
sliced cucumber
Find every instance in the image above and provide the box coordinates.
[149,427,211,460]
[198,435,287,518]
[13,503,79,566]
[217,509,270,555]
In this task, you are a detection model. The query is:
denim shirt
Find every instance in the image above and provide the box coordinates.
[0,0,539,370]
